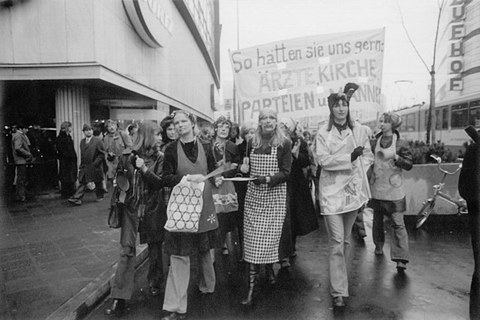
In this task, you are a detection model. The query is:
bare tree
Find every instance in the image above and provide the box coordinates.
[396,0,446,145]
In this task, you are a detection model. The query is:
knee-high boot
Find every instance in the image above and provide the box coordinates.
[265,263,276,285]
[241,263,259,306]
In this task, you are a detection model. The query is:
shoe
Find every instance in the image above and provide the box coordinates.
[374,245,384,256]
[104,298,125,316]
[96,197,104,202]
[333,296,345,307]
[68,198,82,205]
[221,247,229,255]
[161,312,187,320]
[15,196,26,203]
[396,261,407,272]
[150,287,160,296]
[280,258,291,270]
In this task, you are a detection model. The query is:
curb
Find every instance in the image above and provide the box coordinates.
[45,245,148,320]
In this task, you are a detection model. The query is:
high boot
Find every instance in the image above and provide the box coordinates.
[265,263,276,285]
[241,264,259,306]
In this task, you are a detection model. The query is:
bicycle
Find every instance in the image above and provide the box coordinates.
[415,155,468,229]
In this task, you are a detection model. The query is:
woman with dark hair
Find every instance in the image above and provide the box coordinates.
[105,121,167,316]
[369,112,413,271]
[160,115,177,152]
[239,108,292,306]
[315,83,374,308]
[279,117,318,269]
[56,121,77,198]
[160,110,220,320]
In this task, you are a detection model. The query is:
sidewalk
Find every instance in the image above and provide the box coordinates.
[0,189,144,320]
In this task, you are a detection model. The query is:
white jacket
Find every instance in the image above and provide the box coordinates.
[315,123,374,215]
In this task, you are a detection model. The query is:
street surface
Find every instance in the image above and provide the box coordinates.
[88,212,472,320]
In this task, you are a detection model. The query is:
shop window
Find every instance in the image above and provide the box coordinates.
[451,103,469,128]
[469,100,480,127]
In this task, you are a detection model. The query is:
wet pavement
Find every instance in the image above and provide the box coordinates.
[0,189,122,320]
[87,212,472,320]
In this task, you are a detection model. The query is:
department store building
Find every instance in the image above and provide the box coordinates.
[0,0,221,154]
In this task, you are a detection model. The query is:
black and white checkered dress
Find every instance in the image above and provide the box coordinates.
[243,146,287,264]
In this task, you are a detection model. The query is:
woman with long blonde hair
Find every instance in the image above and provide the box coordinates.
[239,108,292,306]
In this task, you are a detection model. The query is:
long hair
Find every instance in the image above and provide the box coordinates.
[252,109,287,148]
[326,97,354,131]
[132,121,160,158]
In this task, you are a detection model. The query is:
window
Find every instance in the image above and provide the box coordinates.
[469,100,480,127]
[442,107,449,129]
[435,109,442,130]
[406,113,416,131]
[400,115,407,131]
[451,103,469,128]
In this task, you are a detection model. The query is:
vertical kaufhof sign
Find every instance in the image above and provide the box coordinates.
[123,0,173,48]
[449,0,465,91]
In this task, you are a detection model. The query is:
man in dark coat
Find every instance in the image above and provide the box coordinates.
[56,121,78,198]
[68,124,106,205]
[459,126,480,320]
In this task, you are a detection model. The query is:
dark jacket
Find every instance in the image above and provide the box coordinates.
[78,136,105,183]
[56,131,77,183]
[288,136,318,236]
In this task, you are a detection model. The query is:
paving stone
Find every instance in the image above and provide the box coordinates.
[3,265,38,282]
[33,252,65,264]
[0,245,28,256]
[62,248,94,259]
[0,251,31,264]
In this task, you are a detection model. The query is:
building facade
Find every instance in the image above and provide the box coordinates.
[0,0,221,157]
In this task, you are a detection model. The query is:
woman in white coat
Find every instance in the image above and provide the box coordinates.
[315,83,374,308]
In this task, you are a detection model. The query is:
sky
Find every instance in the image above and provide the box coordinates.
[219,0,444,111]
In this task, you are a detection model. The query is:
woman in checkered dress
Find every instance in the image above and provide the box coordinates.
[239,108,292,306]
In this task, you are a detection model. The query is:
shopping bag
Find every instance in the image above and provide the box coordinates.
[164,176,205,233]
[212,180,238,213]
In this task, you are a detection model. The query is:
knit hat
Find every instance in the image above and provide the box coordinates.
[82,123,93,131]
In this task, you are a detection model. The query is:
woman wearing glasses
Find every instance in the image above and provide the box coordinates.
[239,108,292,306]
[160,110,220,320]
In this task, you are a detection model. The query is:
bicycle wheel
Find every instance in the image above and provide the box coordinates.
[415,200,435,229]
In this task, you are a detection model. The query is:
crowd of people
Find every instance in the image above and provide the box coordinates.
[12,82,475,319]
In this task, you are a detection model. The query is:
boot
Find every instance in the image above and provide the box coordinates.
[265,263,276,285]
[241,264,259,306]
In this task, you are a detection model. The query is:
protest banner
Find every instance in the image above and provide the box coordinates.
[229,28,385,126]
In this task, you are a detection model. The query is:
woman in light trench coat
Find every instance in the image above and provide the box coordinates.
[315,83,374,308]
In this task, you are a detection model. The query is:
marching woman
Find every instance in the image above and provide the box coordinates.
[239,108,292,306]
[160,110,220,320]
[160,115,177,152]
[279,118,318,269]
[105,121,166,316]
[369,112,413,271]
[315,83,374,308]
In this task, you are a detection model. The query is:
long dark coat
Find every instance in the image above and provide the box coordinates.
[78,136,105,183]
[288,137,318,237]
[56,131,77,184]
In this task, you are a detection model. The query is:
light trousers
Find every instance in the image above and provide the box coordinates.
[163,251,216,314]
[324,210,358,297]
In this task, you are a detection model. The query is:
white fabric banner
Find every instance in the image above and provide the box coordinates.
[229,28,385,124]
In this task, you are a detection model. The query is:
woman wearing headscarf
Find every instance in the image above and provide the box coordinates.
[369,112,413,272]
[315,83,374,308]
[105,121,167,316]
[239,108,292,306]
[160,110,219,320]
[279,117,318,269]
